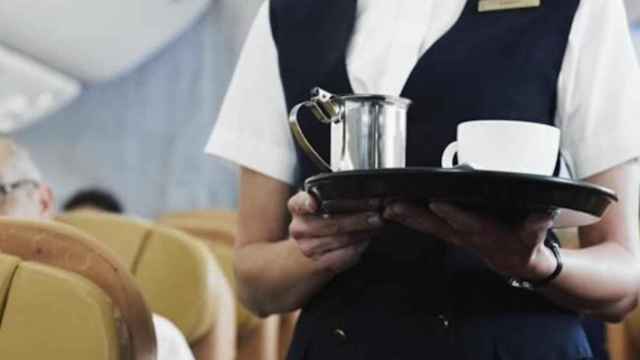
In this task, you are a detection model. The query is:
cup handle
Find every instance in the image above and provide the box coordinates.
[289,102,332,172]
[441,142,459,168]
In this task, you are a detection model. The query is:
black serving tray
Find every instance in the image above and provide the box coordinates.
[304,168,618,228]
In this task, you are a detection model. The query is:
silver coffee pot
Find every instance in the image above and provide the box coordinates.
[289,87,411,172]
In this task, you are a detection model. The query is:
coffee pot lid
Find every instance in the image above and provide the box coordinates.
[339,93,412,107]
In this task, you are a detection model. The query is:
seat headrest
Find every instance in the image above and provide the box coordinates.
[157,210,238,246]
[0,218,156,360]
[57,212,150,269]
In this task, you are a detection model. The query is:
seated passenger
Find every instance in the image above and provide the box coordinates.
[63,187,124,213]
[0,138,195,360]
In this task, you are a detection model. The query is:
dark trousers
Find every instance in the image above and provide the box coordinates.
[583,318,608,360]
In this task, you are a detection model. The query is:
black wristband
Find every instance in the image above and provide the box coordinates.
[530,238,563,288]
[507,238,563,291]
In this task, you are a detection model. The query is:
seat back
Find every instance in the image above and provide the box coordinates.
[57,212,219,344]
[158,210,260,333]
[159,210,296,360]
[0,219,156,360]
[0,254,120,360]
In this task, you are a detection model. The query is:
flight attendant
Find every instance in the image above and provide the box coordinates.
[207,0,640,358]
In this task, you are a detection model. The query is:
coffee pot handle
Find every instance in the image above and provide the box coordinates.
[289,101,332,172]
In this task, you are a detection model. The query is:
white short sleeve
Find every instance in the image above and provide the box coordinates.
[205,1,299,185]
[556,0,640,179]
[153,314,195,360]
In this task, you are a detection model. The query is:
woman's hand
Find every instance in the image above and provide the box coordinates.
[235,169,385,315]
[384,202,557,280]
[288,191,384,275]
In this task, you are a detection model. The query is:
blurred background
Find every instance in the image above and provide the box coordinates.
[1,0,263,217]
[0,0,638,218]
[0,2,638,360]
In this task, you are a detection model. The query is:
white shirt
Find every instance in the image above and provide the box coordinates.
[153,314,195,360]
[207,0,640,183]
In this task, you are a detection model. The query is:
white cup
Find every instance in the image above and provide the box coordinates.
[441,120,560,176]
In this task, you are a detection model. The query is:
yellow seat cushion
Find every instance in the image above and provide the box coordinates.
[0,258,120,360]
[57,212,219,343]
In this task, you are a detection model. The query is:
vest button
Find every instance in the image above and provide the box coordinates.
[333,328,348,342]
[437,314,450,328]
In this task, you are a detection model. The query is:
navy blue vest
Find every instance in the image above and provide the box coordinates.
[271,1,592,359]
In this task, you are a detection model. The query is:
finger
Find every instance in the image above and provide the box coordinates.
[319,240,371,274]
[314,231,374,258]
[429,202,486,233]
[523,212,555,232]
[290,211,384,239]
[322,198,383,213]
[383,202,460,245]
[297,232,373,259]
[518,212,555,247]
[288,191,319,216]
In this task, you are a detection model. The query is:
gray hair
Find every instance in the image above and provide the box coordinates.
[0,138,42,183]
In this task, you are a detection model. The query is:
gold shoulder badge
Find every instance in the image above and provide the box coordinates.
[479,0,541,12]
